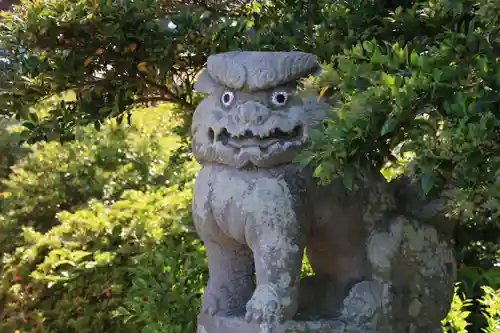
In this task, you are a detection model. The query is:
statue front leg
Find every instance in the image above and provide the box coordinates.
[246,219,305,324]
[192,170,255,317]
[201,239,254,316]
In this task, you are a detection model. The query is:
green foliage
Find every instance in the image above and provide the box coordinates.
[298,0,500,270]
[0,0,256,140]
[459,267,500,296]
[0,0,416,141]
[0,117,29,187]
[0,188,204,333]
[119,239,206,333]
[455,266,500,331]
[442,286,473,333]
[479,286,500,333]
[0,104,192,248]
[250,0,407,58]
[442,284,500,333]
[0,104,206,333]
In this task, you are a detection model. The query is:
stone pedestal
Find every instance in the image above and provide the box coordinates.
[197,314,346,333]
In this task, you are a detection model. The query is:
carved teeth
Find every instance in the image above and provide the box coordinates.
[213,125,303,145]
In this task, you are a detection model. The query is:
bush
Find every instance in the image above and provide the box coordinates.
[0,104,193,251]
[442,284,500,333]
[0,118,30,187]
[0,104,206,333]
[0,188,205,333]
[120,235,206,333]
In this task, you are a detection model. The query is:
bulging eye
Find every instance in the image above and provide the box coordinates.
[221,91,234,107]
[271,91,289,107]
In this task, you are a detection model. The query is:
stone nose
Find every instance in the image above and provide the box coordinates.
[232,101,271,125]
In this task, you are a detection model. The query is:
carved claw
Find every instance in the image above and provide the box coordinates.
[201,292,220,316]
[245,284,287,324]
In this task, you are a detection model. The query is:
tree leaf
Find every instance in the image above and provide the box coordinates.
[362,40,374,53]
[312,164,323,178]
[380,117,398,136]
[421,173,434,195]
[318,86,329,101]
[381,73,396,87]
[296,151,315,169]
[343,165,354,190]
[410,50,419,67]
[22,121,36,130]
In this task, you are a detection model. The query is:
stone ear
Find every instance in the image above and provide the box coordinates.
[194,69,219,94]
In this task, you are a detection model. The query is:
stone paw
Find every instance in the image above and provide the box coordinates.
[201,292,220,316]
[245,284,290,324]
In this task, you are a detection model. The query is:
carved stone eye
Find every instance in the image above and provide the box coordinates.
[271,91,288,107]
[221,91,235,107]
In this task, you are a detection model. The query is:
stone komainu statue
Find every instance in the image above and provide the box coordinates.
[191,51,456,333]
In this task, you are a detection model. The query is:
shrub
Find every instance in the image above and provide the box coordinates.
[0,104,205,333]
[479,286,500,333]
[0,104,193,251]
[119,237,206,333]
[0,118,30,187]
[442,286,473,333]
[442,284,500,333]
[0,187,204,333]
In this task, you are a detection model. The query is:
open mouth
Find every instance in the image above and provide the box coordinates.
[207,125,304,150]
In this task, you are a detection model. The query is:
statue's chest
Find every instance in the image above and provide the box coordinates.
[194,165,307,243]
[209,167,295,218]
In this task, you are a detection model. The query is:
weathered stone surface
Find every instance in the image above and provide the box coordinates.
[197,314,346,333]
[203,51,319,92]
[190,51,456,333]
